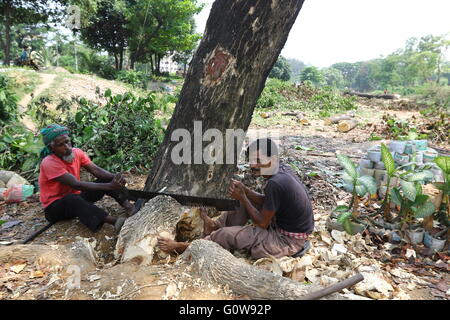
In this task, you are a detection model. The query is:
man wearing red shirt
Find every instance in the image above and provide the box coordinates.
[38,124,135,232]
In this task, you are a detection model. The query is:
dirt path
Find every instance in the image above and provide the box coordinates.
[18,73,56,133]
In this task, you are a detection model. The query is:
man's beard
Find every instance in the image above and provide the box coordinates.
[62,152,74,163]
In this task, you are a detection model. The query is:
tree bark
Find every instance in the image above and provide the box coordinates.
[141,0,305,200]
[3,0,12,66]
[181,239,350,300]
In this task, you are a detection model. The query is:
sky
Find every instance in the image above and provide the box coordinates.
[194,0,450,68]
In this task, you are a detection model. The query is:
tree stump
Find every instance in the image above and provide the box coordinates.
[181,239,348,300]
[114,196,204,265]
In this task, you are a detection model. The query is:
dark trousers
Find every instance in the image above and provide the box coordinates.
[44,180,128,232]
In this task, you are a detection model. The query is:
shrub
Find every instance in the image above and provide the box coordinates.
[117,70,146,88]
[256,78,357,116]
[28,90,164,173]
[0,74,18,124]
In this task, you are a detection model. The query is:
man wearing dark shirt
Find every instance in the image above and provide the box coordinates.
[158,138,314,259]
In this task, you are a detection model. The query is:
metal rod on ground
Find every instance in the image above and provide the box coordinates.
[299,273,364,300]
[21,222,54,244]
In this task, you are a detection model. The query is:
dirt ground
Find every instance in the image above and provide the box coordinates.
[1,73,449,300]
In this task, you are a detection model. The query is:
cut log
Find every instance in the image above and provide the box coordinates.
[115,195,204,265]
[337,120,358,133]
[0,241,98,273]
[140,0,306,204]
[324,114,353,125]
[344,91,400,100]
[260,111,273,119]
[181,239,361,300]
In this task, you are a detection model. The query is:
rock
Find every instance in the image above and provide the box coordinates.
[331,230,346,243]
[332,243,347,255]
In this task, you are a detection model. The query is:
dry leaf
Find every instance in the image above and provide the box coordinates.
[10,264,26,274]
[30,270,45,279]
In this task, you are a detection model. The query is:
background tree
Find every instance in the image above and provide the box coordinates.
[125,0,203,71]
[269,55,292,81]
[322,67,344,88]
[0,0,67,65]
[80,0,129,70]
[287,58,306,82]
[300,66,324,86]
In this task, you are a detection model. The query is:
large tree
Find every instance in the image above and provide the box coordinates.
[0,0,67,65]
[138,0,305,203]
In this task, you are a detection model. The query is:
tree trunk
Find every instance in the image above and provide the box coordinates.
[119,48,124,70]
[181,239,350,300]
[115,195,205,265]
[3,0,12,66]
[114,53,119,70]
[141,0,305,201]
[156,53,161,75]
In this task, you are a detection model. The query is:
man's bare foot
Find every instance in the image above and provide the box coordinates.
[157,237,189,254]
[122,201,138,217]
[200,208,219,236]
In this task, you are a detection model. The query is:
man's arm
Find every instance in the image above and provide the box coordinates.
[54,173,124,192]
[232,180,265,207]
[228,182,276,229]
[83,163,116,181]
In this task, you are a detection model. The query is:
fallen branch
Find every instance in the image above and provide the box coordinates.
[344,91,400,100]
[299,273,364,300]
[181,239,353,300]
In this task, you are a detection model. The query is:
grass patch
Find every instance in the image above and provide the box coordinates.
[3,68,41,101]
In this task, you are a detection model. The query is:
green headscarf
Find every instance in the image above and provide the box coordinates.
[40,124,70,159]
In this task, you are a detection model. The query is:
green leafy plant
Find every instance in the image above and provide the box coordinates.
[0,74,18,124]
[29,90,164,173]
[335,154,377,234]
[117,70,146,88]
[434,156,450,224]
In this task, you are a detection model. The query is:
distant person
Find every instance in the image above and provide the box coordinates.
[384,89,388,95]
[157,138,314,259]
[38,124,137,233]
[19,46,28,62]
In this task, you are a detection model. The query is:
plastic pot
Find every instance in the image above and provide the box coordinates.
[413,140,428,151]
[389,141,406,154]
[374,169,387,187]
[423,148,438,163]
[360,168,375,177]
[359,159,374,169]
[406,227,425,245]
[423,231,447,251]
[368,150,382,162]
[394,153,410,165]
[374,161,386,170]
[404,143,415,155]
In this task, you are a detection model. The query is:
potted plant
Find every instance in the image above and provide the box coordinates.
[329,154,377,235]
